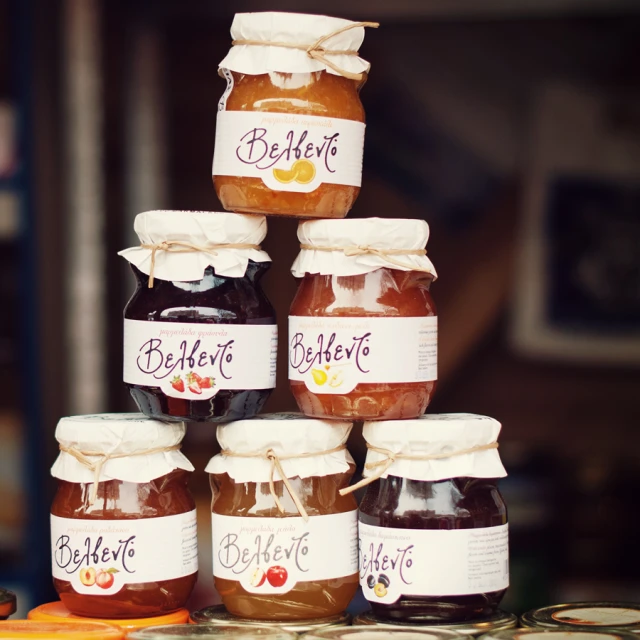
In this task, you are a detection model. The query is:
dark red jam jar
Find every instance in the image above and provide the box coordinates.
[352,414,509,623]
[50,414,198,619]
[119,211,277,423]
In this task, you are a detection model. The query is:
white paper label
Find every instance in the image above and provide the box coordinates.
[124,319,277,399]
[288,316,437,393]
[359,522,508,602]
[552,608,640,626]
[212,511,358,594]
[51,510,198,595]
[212,110,365,192]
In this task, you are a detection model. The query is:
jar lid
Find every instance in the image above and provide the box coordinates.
[51,413,194,485]
[205,412,354,483]
[220,12,373,78]
[291,218,437,278]
[0,588,16,619]
[306,626,466,639]
[352,610,518,636]
[478,629,639,640]
[118,211,271,282]
[191,605,351,633]
[521,603,640,632]
[28,602,190,630]
[362,414,506,483]
[128,623,298,639]
[0,620,125,639]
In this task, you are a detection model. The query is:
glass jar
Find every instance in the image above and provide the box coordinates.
[212,13,374,218]
[305,628,466,640]
[127,624,298,639]
[520,603,640,633]
[50,414,198,619]
[478,630,638,640]
[120,210,277,423]
[289,218,437,420]
[353,415,508,622]
[205,414,359,621]
[0,621,125,639]
[0,588,16,620]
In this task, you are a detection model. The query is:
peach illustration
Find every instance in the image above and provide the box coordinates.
[79,567,96,587]
[96,570,115,589]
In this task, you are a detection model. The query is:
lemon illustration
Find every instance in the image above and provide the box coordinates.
[292,159,316,184]
[273,166,297,183]
[311,369,328,386]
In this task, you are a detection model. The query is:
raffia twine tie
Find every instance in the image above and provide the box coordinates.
[232,21,379,81]
[339,442,499,496]
[140,240,261,288]
[60,444,182,506]
[221,444,347,522]
[300,243,433,273]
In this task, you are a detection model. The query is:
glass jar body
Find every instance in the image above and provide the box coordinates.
[214,71,365,218]
[51,470,197,619]
[124,262,276,422]
[210,468,359,620]
[359,475,508,622]
[289,269,437,420]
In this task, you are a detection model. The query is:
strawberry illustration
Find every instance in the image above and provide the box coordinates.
[186,372,202,395]
[199,376,215,389]
[188,371,203,384]
[170,376,185,393]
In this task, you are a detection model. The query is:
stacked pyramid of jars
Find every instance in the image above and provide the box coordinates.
[43,12,511,638]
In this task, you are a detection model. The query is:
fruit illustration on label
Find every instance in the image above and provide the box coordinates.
[370,573,390,598]
[79,567,96,587]
[273,166,297,184]
[328,370,344,388]
[170,375,185,393]
[266,565,288,587]
[273,159,316,185]
[187,372,202,394]
[95,568,119,589]
[199,376,215,389]
[311,368,328,386]
[366,574,375,588]
[250,568,267,588]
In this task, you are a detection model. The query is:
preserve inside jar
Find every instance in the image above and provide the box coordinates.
[0,621,125,639]
[125,261,276,423]
[207,415,359,620]
[290,268,437,420]
[359,475,508,622]
[214,70,365,218]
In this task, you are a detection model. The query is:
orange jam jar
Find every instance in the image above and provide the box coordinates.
[205,414,359,621]
[50,414,198,618]
[289,218,438,420]
[212,13,377,218]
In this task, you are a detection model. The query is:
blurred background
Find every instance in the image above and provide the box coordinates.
[2,0,640,620]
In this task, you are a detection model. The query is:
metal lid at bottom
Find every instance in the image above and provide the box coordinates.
[306,627,467,639]
[190,605,351,634]
[128,624,297,639]
[352,610,518,636]
[520,603,640,633]
[477,628,639,640]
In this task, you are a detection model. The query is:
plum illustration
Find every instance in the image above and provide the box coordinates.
[378,574,390,587]
[366,574,375,588]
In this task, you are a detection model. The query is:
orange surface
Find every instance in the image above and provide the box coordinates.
[214,70,365,218]
[0,620,124,638]
[28,602,189,631]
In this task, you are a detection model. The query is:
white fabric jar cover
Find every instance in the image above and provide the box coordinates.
[51,413,194,484]
[291,217,438,278]
[118,210,271,281]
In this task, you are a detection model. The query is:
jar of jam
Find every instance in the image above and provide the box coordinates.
[205,414,359,620]
[289,218,437,420]
[50,414,198,618]
[349,414,508,622]
[520,603,640,633]
[119,210,277,423]
[212,12,376,218]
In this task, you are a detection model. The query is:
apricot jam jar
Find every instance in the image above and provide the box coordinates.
[205,414,359,620]
[212,12,376,218]
[289,218,438,420]
[119,210,277,423]
[50,414,198,619]
[349,414,509,622]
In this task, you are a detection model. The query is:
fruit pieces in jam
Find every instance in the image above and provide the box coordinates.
[51,471,197,619]
[214,71,365,218]
[289,268,437,420]
[209,469,359,620]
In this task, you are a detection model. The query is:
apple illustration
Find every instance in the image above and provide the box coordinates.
[266,565,288,588]
[96,569,116,589]
[249,568,266,588]
[79,567,96,587]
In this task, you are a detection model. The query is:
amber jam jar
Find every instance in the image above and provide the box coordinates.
[50,414,198,619]
[349,415,508,623]
[205,414,359,621]
[289,218,438,420]
[212,13,375,218]
[119,211,277,423]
